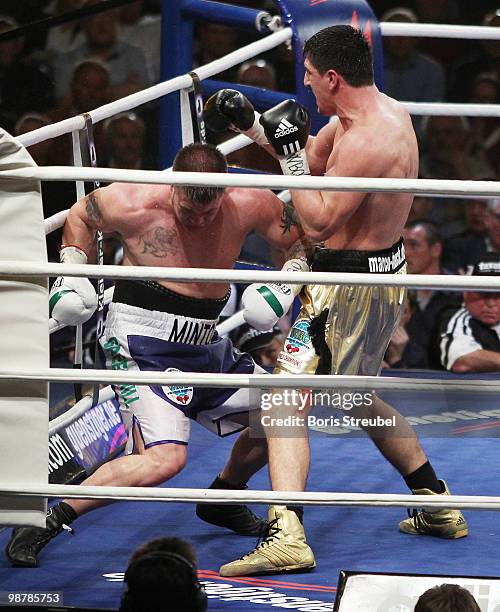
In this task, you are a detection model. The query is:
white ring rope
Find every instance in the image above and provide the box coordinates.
[6,17,499,528]
[217,133,255,157]
[1,368,499,393]
[2,262,499,291]
[13,22,500,152]
[44,209,68,235]
[16,28,292,148]
[215,309,246,336]
[48,287,245,337]
[403,102,500,117]
[48,385,115,435]
[43,178,290,236]
[0,483,499,510]
[380,22,500,40]
[3,167,500,197]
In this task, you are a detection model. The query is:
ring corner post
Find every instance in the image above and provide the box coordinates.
[160,0,194,168]
[0,128,49,527]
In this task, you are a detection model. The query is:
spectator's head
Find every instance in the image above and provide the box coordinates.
[119,537,207,612]
[464,254,500,327]
[464,199,488,235]
[481,10,500,59]
[468,72,499,104]
[15,113,52,165]
[415,0,454,23]
[119,0,145,26]
[485,198,500,251]
[82,0,119,52]
[415,583,480,611]
[128,536,197,565]
[196,22,239,64]
[172,143,227,229]
[237,59,277,90]
[235,323,284,368]
[381,7,418,60]
[422,116,470,158]
[104,112,145,169]
[71,59,110,113]
[52,0,85,14]
[403,220,442,274]
[407,195,435,223]
[466,72,500,138]
[0,16,23,68]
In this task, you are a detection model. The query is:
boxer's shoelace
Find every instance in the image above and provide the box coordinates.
[240,518,281,559]
[33,523,74,546]
[407,508,426,533]
[17,522,74,560]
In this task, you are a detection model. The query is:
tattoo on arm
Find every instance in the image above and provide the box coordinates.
[280,201,300,234]
[85,192,103,226]
[138,227,180,257]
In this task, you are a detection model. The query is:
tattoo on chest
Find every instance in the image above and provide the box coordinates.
[280,201,300,233]
[85,192,103,225]
[138,227,179,257]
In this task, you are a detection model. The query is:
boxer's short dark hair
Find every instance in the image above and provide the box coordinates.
[173,143,227,204]
[304,25,374,87]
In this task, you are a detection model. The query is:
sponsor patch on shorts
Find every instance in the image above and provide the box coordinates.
[284,319,311,355]
[162,368,193,406]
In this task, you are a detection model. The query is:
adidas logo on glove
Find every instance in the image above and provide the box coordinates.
[274,118,298,138]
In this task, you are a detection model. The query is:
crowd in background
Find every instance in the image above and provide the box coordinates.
[0,0,498,374]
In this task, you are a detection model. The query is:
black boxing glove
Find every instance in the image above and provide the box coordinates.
[259,100,311,176]
[203,89,268,145]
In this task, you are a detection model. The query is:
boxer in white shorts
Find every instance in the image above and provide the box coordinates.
[6,142,309,568]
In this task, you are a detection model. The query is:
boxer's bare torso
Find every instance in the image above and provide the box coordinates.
[63,183,300,299]
[294,59,419,251]
[312,96,417,249]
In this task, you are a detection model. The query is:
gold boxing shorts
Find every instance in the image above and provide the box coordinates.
[275,238,407,376]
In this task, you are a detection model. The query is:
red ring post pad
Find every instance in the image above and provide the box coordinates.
[277,0,384,135]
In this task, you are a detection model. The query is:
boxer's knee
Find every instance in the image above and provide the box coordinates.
[143,443,187,484]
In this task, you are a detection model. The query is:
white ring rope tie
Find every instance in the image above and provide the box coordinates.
[0,483,499,510]
[3,167,500,197]
[2,261,500,291]
[1,368,499,393]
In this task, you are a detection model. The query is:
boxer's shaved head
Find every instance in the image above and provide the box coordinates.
[173,143,227,204]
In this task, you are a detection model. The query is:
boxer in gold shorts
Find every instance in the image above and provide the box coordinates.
[206,25,468,577]
[277,239,407,378]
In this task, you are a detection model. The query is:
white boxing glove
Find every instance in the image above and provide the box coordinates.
[49,246,97,325]
[242,258,309,331]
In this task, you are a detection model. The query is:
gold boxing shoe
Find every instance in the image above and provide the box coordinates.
[219,505,316,576]
[399,480,468,539]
